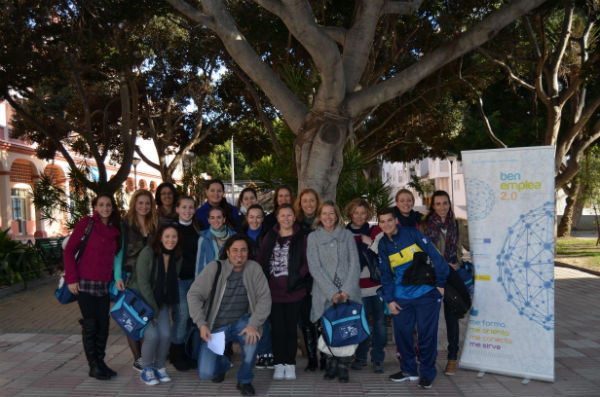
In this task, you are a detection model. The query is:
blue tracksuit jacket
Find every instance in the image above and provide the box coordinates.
[377,227,449,302]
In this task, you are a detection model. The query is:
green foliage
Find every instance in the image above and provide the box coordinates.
[336,147,393,217]
[578,146,600,209]
[407,174,436,200]
[0,228,43,287]
[32,169,94,230]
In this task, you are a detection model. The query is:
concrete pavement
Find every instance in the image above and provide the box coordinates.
[1,266,599,396]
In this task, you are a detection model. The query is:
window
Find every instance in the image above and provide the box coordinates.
[11,188,29,235]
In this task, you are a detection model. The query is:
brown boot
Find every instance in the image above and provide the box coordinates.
[444,359,457,376]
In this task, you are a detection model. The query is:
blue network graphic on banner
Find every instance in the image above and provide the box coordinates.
[496,201,555,331]
[465,178,495,221]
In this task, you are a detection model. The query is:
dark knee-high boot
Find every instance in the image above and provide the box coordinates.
[96,315,116,377]
[301,323,318,371]
[81,319,109,380]
[324,355,338,380]
[337,357,350,383]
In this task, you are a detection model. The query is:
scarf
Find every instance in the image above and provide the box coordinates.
[209,226,232,256]
[393,207,422,229]
[346,222,371,270]
[424,211,458,263]
[153,249,179,307]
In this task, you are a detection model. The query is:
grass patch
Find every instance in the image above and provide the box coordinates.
[556,237,600,273]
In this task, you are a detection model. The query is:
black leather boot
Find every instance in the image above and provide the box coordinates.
[337,358,350,383]
[81,318,110,380]
[324,356,338,380]
[301,323,318,371]
[95,315,116,377]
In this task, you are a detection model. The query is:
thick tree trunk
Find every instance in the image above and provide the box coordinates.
[294,112,349,201]
[557,179,582,237]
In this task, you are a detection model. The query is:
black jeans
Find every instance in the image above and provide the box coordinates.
[78,291,110,326]
[271,301,303,365]
[443,300,460,360]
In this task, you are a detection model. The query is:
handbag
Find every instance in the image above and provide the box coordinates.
[457,260,474,296]
[55,219,95,304]
[361,248,381,284]
[401,251,436,286]
[444,268,472,318]
[321,300,370,347]
[110,288,154,341]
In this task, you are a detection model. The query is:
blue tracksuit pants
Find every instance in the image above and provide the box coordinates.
[391,288,443,381]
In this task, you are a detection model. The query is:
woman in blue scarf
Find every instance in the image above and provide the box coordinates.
[195,206,235,277]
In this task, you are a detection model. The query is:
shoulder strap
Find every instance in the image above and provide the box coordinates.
[75,217,94,262]
[205,260,222,321]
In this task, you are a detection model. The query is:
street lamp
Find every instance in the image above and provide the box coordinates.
[132,157,141,189]
[447,154,457,215]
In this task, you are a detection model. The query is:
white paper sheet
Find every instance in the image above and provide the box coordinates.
[207,331,225,355]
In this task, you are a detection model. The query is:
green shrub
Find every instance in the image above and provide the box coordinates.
[0,228,44,287]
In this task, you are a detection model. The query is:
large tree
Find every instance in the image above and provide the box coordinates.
[167,0,548,199]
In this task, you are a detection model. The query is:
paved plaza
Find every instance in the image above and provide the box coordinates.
[1,266,599,397]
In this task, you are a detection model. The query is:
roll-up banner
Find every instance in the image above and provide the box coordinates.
[460,146,555,382]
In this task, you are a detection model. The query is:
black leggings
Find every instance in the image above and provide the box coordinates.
[271,301,303,365]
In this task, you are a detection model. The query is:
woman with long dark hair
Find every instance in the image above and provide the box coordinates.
[195,179,240,230]
[258,204,309,380]
[128,223,182,386]
[64,193,121,380]
[114,189,158,371]
[155,182,179,225]
[170,196,201,371]
[237,186,258,217]
[422,190,469,377]
[195,206,236,277]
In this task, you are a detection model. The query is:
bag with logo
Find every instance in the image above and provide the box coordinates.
[110,288,154,341]
[321,300,370,347]
[55,218,95,304]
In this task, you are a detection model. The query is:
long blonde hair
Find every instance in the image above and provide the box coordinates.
[293,188,322,223]
[126,190,158,234]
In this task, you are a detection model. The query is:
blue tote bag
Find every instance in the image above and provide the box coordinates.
[110,288,154,341]
[321,300,370,347]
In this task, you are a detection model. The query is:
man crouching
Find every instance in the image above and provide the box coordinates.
[188,234,271,396]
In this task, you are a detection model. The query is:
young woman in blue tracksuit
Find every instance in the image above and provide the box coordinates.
[377,207,449,390]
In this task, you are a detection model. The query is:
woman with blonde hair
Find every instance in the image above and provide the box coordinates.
[307,200,361,382]
[393,189,423,229]
[114,189,158,371]
[293,188,321,233]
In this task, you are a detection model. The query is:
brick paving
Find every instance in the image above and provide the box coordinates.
[1,266,599,396]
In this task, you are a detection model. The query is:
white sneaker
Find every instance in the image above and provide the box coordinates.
[284,364,296,380]
[273,364,285,380]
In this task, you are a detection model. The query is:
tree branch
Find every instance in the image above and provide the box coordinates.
[346,0,548,117]
[549,2,574,94]
[167,0,309,132]
[477,48,535,91]
[458,58,507,148]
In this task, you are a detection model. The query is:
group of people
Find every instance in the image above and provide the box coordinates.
[63,180,470,395]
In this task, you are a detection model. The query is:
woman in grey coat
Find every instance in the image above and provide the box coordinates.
[307,200,361,383]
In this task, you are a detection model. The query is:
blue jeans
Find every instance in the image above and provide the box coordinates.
[255,316,272,356]
[392,288,443,381]
[142,306,172,368]
[172,279,194,344]
[197,314,257,384]
[355,295,387,363]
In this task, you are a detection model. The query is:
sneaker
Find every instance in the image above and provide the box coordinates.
[444,359,457,376]
[373,362,384,373]
[133,358,143,372]
[418,376,432,389]
[141,367,159,386]
[284,364,296,380]
[265,354,275,369]
[154,367,171,383]
[255,355,268,369]
[237,381,256,396]
[273,364,285,380]
[351,359,367,370]
[389,371,419,382]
